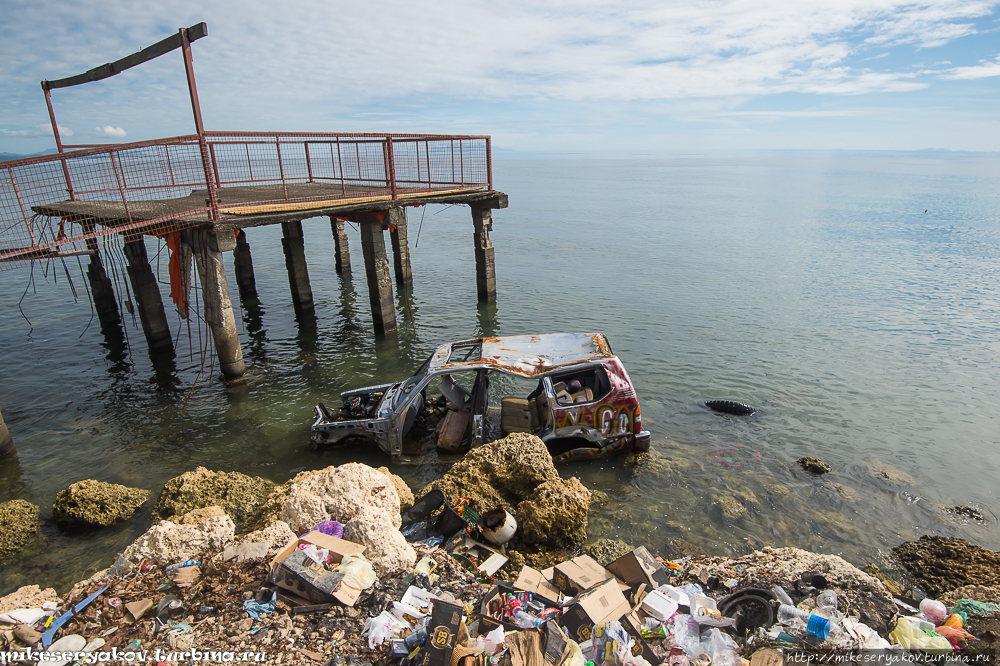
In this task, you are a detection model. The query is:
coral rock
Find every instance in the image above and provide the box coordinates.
[797,457,832,475]
[153,467,273,528]
[235,520,297,552]
[893,535,1000,597]
[377,467,414,510]
[0,585,59,615]
[585,538,633,566]
[0,499,40,558]
[343,504,416,575]
[179,506,227,525]
[123,511,235,565]
[518,477,591,548]
[242,468,328,534]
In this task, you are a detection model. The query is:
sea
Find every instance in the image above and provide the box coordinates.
[1,149,998,594]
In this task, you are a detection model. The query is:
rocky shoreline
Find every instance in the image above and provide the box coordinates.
[2,435,1000,665]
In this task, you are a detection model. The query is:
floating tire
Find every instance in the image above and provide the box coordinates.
[705,399,757,416]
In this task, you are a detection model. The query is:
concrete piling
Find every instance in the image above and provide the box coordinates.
[123,237,174,355]
[359,214,397,335]
[388,207,412,286]
[471,204,497,302]
[81,222,121,332]
[281,220,314,312]
[185,229,246,380]
[232,229,258,303]
[0,406,15,458]
[330,217,351,274]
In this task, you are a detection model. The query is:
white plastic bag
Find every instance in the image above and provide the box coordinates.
[363,611,398,650]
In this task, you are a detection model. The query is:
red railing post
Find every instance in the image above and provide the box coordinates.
[305,142,313,183]
[486,136,493,190]
[276,137,288,199]
[41,83,75,201]
[179,27,220,222]
[385,137,397,200]
[208,141,222,187]
[7,168,36,246]
[109,151,135,227]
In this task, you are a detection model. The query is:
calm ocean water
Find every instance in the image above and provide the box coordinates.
[1,150,998,594]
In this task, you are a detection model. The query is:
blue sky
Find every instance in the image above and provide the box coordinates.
[1,0,999,153]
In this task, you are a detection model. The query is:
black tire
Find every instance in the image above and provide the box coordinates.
[705,399,757,416]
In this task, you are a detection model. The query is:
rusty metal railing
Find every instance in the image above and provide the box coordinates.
[0,132,491,269]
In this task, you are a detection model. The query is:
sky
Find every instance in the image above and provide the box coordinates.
[1,0,999,154]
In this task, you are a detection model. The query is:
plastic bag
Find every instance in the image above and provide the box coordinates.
[413,556,440,586]
[482,625,506,656]
[564,638,586,666]
[669,614,700,653]
[889,616,953,653]
[300,544,330,565]
[692,628,739,666]
[593,621,635,666]
[339,554,377,590]
[363,611,398,650]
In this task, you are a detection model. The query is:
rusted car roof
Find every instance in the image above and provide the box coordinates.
[428,333,614,377]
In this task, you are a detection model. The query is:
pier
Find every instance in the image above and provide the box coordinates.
[0,23,507,398]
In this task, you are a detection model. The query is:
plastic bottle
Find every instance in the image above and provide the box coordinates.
[777,604,841,641]
[771,585,794,607]
[817,590,837,611]
[513,610,545,628]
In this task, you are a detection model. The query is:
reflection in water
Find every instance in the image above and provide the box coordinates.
[241,298,269,362]
[0,453,25,498]
[476,301,500,338]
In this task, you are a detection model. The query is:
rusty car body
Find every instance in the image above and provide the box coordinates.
[310,333,651,462]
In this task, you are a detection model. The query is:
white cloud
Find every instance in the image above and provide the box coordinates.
[942,55,1000,78]
[93,125,127,138]
[1,123,74,138]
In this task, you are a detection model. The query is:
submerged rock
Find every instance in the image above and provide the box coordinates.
[153,467,273,528]
[0,499,40,558]
[420,433,592,549]
[797,457,832,475]
[865,459,916,486]
[893,535,1000,597]
[667,537,708,560]
[585,538,633,566]
[122,507,236,564]
[52,479,149,528]
[281,462,414,575]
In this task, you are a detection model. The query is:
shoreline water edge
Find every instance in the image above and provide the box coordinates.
[2,434,1000,665]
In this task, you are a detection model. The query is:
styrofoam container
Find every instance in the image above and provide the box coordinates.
[656,585,690,608]
[641,590,680,621]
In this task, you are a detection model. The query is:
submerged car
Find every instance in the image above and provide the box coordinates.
[310,333,651,463]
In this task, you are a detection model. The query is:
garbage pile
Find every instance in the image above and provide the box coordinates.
[3,452,1000,665]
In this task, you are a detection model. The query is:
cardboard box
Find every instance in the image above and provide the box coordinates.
[269,532,367,606]
[558,578,629,642]
[478,583,522,632]
[552,555,614,596]
[605,546,671,590]
[514,566,561,606]
[621,610,660,665]
[423,598,464,666]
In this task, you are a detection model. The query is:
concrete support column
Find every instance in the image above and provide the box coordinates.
[359,215,397,335]
[123,236,174,355]
[186,229,246,380]
[232,229,258,302]
[471,205,497,301]
[0,406,15,458]
[388,207,413,285]
[281,220,314,312]
[81,222,121,331]
[330,217,351,274]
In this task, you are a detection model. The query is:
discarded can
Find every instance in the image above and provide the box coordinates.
[140,563,157,573]
[479,508,517,546]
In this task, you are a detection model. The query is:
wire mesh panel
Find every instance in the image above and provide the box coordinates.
[0,131,492,271]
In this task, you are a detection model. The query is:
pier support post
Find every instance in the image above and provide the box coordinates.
[471,204,497,301]
[123,236,174,355]
[281,220,314,312]
[330,217,351,274]
[388,207,412,285]
[232,229,258,302]
[185,229,246,380]
[0,406,15,458]
[359,214,397,335]
[81,222,121,331]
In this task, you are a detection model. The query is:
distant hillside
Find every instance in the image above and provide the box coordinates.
[0,148,59,161]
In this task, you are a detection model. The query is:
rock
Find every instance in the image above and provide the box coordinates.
[420,433,592,548]
[0,585,59,615]
[712,494,747,521]
[153,467,273,528]
[861,564,904,596]
[419,433,559,513]
[243,469,325,534]
[682,546,896,634]
[52,479,149,528]
[939,585,1000,607]
[667,537,708,560]
[949,505,987,523]
[0,499,40,558]
[236,520,297,552]
[797,457,832,475]
[281,463,414,575]
[865,459,916,486]
[377,467,413,510]
[893,535,1000,597]
[585,538,633,566]
[517,477,592,548]
[590,490,611,507]
[122,509,236,564]
[179,506,227,524]
[220,542,271,562]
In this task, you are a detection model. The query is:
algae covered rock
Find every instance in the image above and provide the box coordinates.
[422,433,593,549]
[122,507,236,564]
[518,477,592,548]
[0,499,40,558]
[153,467,273,528]
[419,432,558,513]
[585,538,633,566]
[797,457,832,475]
[52,479,149,528]
[281,462,415,575]
[893,535,1000,597]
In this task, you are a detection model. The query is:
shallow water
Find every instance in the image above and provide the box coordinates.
[2,150,998,594]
